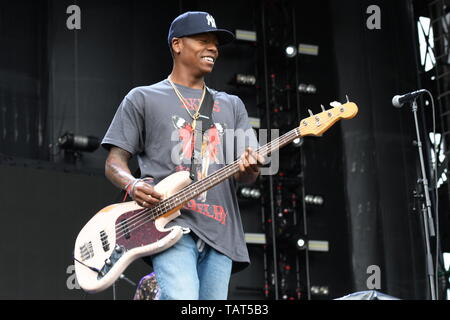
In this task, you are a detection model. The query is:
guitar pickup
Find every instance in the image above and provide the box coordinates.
[119,219,131,240]
[100,230,110,252]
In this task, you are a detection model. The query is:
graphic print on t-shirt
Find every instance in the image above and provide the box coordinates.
[171,114,226,202]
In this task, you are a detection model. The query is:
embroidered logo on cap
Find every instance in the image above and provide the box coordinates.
[206,14,216,28]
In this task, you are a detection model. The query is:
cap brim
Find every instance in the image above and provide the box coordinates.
[210,29,235,45]
[182,29,235,46]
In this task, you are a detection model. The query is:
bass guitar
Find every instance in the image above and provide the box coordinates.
[74,100,358,293]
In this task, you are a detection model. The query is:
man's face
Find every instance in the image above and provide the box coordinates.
[173,33,219,76]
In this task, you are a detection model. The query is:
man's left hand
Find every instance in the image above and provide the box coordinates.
[234,147,264,184]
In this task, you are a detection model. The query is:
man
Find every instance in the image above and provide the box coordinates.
[101,11,263,300]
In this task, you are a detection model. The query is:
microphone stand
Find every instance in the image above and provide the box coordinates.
[411,98,436,300]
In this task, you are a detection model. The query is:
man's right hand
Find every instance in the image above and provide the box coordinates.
[105,146,162,208]
[132,181,163,208]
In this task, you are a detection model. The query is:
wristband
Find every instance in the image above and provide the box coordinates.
[129,178,142,199]
[123,180,135,192]
[122,178,140,201]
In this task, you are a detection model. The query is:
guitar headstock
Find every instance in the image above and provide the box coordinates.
[298,101,358,137]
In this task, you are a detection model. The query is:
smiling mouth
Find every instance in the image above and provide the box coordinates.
[201,56,215,64]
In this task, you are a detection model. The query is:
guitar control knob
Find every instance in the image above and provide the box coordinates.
[115,245,122,253]
[105,259,112,266]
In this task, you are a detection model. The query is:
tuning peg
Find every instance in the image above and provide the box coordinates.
[321,104,333,118]
[308,109,314,117]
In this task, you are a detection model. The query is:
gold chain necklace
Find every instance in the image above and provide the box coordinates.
[168,76,206,131]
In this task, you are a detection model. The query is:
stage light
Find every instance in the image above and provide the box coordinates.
[235,74,257,86]
[244,233,266,244]
[241,187,251,198]
[280,226,308,251]
[249,188,261,199]
[296,238,306,250]
[308,240,329,252]
[320,287,329,295]
[58,132,100,152]
[298,83,317,94]
[298,43,319,56]
[248,116,261,129]
[235,29,257,42]
[311,286,320,295]
[292,137,303,148]
[306,84,317,94]
[304,194,324,206]
[285,45,297,58]
[298,83,307,92]
[239,187,261,199]
[311,285,329,296]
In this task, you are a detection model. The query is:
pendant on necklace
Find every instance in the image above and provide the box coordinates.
[192,113,200,131]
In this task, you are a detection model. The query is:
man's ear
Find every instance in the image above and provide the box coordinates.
[171,37,182,55]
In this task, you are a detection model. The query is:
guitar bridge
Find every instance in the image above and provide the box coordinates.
[79,241,94,261]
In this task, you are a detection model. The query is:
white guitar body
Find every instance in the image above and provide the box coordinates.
[74,171,192,293]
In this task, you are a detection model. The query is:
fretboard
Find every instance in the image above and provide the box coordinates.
[149,127,300,219]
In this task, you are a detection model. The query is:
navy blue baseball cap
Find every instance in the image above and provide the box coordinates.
[168,11,235,48]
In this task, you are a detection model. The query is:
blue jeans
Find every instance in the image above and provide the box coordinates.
[151,233,232,300]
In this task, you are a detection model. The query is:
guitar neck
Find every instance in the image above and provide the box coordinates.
[148,101,359,219]
[156,128,300,215]
[192,128,299,195]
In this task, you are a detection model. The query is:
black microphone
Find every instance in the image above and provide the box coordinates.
[392,89,427,108]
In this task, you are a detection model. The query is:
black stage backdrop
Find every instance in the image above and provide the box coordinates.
[0,0,431,300]
[331,0,429,299]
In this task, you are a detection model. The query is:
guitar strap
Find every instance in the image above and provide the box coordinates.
[190,88,215,181]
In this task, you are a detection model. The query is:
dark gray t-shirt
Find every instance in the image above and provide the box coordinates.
[102,79,258,272]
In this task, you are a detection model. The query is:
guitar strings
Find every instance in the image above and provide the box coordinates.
[113,129,296,237]
[114,129,298,235]
[113,129,299,241]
